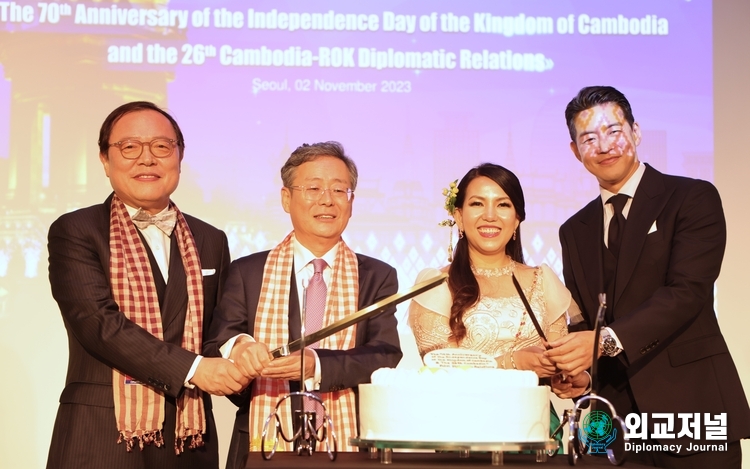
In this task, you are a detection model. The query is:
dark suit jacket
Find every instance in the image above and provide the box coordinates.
[203,249,402,468]
[46,194,230,469]
[560,164,750,448]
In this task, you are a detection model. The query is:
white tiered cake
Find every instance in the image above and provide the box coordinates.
[358,368,549,443]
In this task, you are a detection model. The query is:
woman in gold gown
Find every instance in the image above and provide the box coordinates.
[409,163,590,437]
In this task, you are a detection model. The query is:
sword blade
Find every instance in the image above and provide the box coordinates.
[270,273,448,359]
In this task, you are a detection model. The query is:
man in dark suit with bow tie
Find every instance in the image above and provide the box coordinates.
[546,86,750,468]
[46,101,248,469]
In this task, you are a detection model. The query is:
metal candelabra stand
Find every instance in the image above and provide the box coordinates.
[549,293,628,466]
[260,279,338,461]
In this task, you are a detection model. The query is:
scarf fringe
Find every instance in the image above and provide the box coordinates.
[116,428,205,455]
[117,429,164,452]
[174,431,204,455]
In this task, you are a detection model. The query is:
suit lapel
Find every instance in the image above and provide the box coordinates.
[356,257,372,310]
[614,165,670,307]
[572,199,605,317]
[355,255,371,345]
[288,268,301,341]
[99,194,115,275]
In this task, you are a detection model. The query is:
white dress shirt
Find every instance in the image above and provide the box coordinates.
[597,162,646,352]
[599,162,646,248]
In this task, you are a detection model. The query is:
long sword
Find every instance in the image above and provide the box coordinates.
[270,273,448,359]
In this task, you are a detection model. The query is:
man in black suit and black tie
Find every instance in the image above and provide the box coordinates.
[203,141,402,468]
[546,86,750,468]
[46,102,248,469]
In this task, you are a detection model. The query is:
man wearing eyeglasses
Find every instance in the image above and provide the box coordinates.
[204,141,402,468]
[46,102,247,469]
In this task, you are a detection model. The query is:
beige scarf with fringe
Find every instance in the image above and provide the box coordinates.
[248,232,359,451]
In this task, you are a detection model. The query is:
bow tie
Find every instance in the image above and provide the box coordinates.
[131,208,177,236]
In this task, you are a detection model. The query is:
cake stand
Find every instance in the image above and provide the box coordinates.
[349,438,561,466]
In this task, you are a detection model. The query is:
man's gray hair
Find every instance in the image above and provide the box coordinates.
[281,141,358,190]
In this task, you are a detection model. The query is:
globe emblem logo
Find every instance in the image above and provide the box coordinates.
[579,410,617,454]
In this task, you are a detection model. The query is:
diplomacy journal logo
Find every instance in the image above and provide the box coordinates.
[578,410,617,454]
[624,412,729,453]
[578,412,729,455]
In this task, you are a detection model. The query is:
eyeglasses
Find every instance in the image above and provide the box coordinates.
[108,138,178,159]
[289,185,354,202]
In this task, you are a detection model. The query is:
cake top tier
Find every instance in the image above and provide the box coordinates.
[370,367,539,388]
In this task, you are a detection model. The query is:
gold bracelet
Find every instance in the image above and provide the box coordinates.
[510,350,518,370]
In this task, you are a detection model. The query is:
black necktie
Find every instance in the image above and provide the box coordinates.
[607,194,629,258]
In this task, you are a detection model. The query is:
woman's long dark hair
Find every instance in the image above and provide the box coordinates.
[448,163,526,342]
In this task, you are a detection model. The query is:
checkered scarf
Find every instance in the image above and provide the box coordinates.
[249,232,359,451]
[108,195,206,454]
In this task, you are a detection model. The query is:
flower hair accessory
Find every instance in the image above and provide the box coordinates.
[439,180,458,261]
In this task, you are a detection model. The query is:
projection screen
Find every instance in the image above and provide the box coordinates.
[1,1,748,467]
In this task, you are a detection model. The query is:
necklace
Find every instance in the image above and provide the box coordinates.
[471,259,516,277]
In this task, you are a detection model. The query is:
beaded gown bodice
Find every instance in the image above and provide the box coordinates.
[410,267,565,358]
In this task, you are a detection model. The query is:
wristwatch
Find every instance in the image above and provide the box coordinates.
[599,328,621,357]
